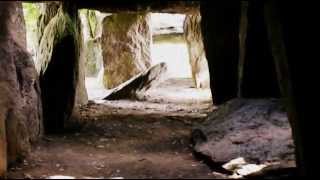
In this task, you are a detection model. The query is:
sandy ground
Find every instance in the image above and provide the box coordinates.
[7,78,229,179]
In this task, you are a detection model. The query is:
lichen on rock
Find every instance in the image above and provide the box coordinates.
[101,12,152,89]
[184,12,210,89]
[36,4,86,133]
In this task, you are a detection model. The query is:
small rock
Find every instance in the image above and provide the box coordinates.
[236,164,267,176]
[24,173,33,179]
[223,157,247,171]
[97,145,105,149]
[87,142,93,145]
[109,177,124,179]
[99,138,108,142]
[23,160,29,166]
[48,175,75,179]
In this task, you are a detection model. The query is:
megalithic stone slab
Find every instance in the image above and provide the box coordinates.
[104,62,167,100]
[101,12,152,89]
[184,12,210,89]
[0,1,43,173]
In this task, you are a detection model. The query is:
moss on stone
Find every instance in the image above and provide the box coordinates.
[88,10,98,37]
[36,7,78,74]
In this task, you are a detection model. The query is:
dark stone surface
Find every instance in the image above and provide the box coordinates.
[192,99,294,168]
[0,2,43,175]
[240,1,281,98]
[200,1,241,105]
[101,12,152,89]
[36,6,82,133]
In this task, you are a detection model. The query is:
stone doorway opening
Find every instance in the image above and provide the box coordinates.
[81,11,212,103]
[11,3,217,179]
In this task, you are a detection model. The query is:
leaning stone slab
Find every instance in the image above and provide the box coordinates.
[104,62,167,100]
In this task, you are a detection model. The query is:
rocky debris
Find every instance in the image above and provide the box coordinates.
[0,2,43,176]
[192,98,295,175]
[104,63,167,100]
[184,12,210,89]
[101,12,152,89]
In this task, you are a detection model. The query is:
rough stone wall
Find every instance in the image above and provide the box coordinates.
[240,1,280,98]
[200,1,241,105]
[36,2,60,48]
[36,4,86,133]
[101,12,152,89]
[184,12,210,89]
[0,2,43,176]
[2,2,27,49]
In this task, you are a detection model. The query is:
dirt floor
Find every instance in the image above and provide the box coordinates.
[7,78,230,179]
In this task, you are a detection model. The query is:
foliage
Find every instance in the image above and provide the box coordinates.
[79,9,98,38]
[22,3,40,28]
[22,3,41,54]
[87,10,98,37]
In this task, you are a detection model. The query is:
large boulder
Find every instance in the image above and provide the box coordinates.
[2,2,27,49]
[0,2,43,176]
[36,5,86,133]
[104,63,167,100]
[192,99,295,173]
[101,12,152,89]
[184,12,210,89]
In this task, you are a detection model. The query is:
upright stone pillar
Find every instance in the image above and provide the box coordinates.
[36,3,83,133]
[265,0,318,176]
[240,1,280,98]
[0,2,43,176]
[101,12,152,89]
[184,11,210,89]
[200,1,241,105]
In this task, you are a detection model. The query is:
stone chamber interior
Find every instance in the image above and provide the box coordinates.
[0,0,316,179]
